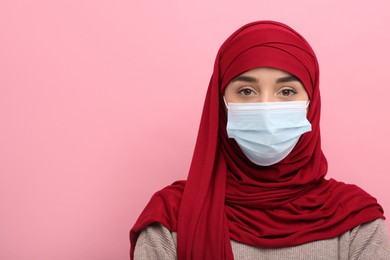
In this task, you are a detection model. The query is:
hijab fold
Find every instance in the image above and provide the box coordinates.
[130,21,384,260]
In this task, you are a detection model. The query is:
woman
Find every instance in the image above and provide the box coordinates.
[130,21,389,259]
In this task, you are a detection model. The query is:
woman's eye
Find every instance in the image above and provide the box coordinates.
[279,88,297,96]
[238,88,255,96]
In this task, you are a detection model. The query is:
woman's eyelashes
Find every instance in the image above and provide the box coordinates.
[237,87,257,96]
[278,87,298,97]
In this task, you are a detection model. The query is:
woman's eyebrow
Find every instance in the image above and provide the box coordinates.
[276,75,300,83]
[231,75,258,83]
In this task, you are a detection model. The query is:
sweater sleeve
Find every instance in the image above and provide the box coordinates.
[133,223,177,260]
[348,219,390,260]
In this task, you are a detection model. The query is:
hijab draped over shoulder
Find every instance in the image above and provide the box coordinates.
[130,20,384,260]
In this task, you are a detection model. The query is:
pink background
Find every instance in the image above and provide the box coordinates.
[1,0,389,259]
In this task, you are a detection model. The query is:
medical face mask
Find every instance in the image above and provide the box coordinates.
[225,99,311,166]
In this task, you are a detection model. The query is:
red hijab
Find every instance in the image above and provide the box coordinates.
[130,20,384,259]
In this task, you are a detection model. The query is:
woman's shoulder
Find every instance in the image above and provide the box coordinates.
[136,223,177,248]
[345,218,390,259]
[134,223,177,260]
[349,218,388,238]
[132,181,185,232]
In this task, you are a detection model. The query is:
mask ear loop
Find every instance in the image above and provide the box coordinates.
[223,96,230,109]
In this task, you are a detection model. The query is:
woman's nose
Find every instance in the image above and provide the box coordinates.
[257,92,276,102]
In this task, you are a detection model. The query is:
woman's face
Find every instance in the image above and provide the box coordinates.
[224,67,309,103]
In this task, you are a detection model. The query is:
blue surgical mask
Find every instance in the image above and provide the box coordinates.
[225,99,311,166]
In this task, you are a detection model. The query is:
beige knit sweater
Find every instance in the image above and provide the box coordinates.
[134,219,390,259]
